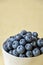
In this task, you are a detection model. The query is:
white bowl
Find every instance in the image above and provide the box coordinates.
[2,46,43,65]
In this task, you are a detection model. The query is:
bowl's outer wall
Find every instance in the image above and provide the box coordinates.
[2,48,43,65]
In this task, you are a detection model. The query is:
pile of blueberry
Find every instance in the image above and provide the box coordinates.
[3,30,43,57]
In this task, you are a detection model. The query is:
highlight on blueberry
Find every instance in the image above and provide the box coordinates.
[3,30,43,58]
[37,38,43,47]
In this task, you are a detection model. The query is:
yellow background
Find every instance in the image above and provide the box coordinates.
[0,0,43,65]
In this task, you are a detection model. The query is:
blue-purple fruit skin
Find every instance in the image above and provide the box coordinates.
[7,37,15,42]
[13,49,18,56]
[19,54,25,57]
[25,43,32,51]
[7,41,12,50]
[32,35,37,41]
[26,51,32,57]
[25,35,32,42]
[9,50,13,55]
[12,41,19,49]
[20,30,27,35]
[40,47,43,53]
[37,38,43,47]
[31,41,37,47]
[32,48,40,56]
[26,32,32,37]
[17,45,25,54]
[3,43,9,52]
[19,39,26,45]
[32,32,38,37]
[15,34,22,41]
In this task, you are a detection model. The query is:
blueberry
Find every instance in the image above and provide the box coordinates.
[37,39,41,47]
[3,43,9,52]
[32,48,40,56]
[9,50,13,55]
[19,39,26,46]
[32,32,38,37]
[26,51,32,57]
[17,45,25,54]
[10,36,15,38]
[12,41,19,49]
[15,34,22,41]
[25,43,32,51]
[40,38,43,46]
[13,49,18,56]
[26,32,32,37]
[7,41,12,50]
[20,30,27,35]
[7,37,15,42]
[31,41,37,47]
[37,38,43,47]
[19,54,25,57]
[40,47,43,53]
[32,36,37,41]
[25,35,32,42]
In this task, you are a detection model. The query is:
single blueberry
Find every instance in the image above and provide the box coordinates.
[17,45,25,54]
[32,32,38,37]
[13,49,18,56]
[19,54,25,57]
[20,30,27,35]
[25,43,32,51]
[19,39,26,46]
[15,34,22,41]
[7,37,15,42]
[26,51,32,57]
[37,38,43,47]
[40,38,43,46]
[12,41,19,49]
[3,43,9,52]
[40,47,43,53]
[32,48,40,56]
[7,41,12,50]
[25,35,32,42]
